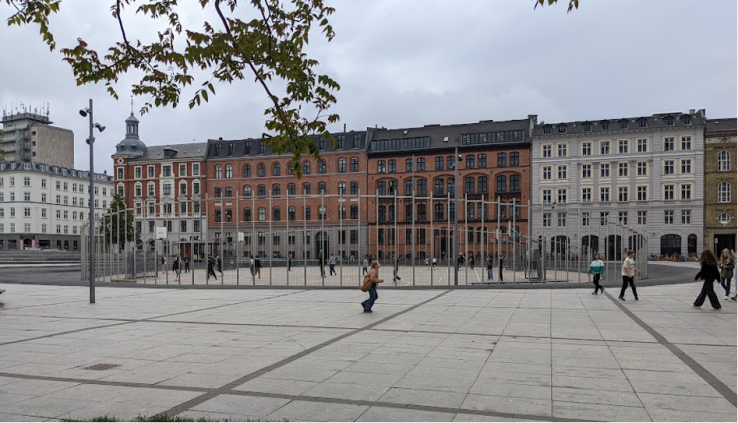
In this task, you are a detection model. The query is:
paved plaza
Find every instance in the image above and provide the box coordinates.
[0,281,735,422]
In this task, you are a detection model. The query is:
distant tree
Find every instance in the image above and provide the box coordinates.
[102,194,136,250]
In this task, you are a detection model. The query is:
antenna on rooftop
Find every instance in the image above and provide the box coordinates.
[130,95,134,114]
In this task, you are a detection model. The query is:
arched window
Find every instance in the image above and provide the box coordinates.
[688,234,697,254]
[135,183,142,197]
[377,181,387,196]
[464,176,474,194]
[225,186,233,198]
[718,181,731,203]
[388,179,398,195]
[287,183,296,196]
[318,182,326,195]
[258,184,266,197]
[225,165,233,178]
[272,162,281,176]
[179,181,187,196]
[417,179,427,196]
[637,117,648,128]
[557,123,567,133]
[664,116,675,126]
[660,234,681,255]
[147,182,155,196]
[318,160,327,174]
[496,175,507,192]
[718,151,731,171]
[477,176,488,193]
[258,208,266,221]
[287,162,294,175]
[338,182,346,195]
[288,206,296,221]
[350,157,359,172]
[405,179,413,196]
[272,184,281,197]
[350,181,359,195]
[243,185,252,198]
[681,115,692,125]
[192,180,200,195]
[215,165,222,179]
[117,183,124,197]
[618,119,628,129]
[447,178,455,195]
[509,174,520,192]
[303,161,311,175]
[434,178,444,196]
[257,163,265,177]
[600,120,610,130]
[302,182,311,195]
[243,164,251,177]
[338,158,346,173]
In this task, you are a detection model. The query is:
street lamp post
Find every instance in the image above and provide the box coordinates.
[80,99,105,304]
[453,147,459,286]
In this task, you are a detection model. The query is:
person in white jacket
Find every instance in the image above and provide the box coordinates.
[588,253,605,295]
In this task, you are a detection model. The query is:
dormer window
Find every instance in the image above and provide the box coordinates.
[600,120,610,130]
[680,115,691,125]
[664,116,675,126]
[637,118,648,128]
[557,123,567,134]
[543,125,552,135]
[582,122,592,132]
[618,119,628,129]
[214,144,221,155]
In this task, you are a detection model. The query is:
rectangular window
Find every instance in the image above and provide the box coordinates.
[600,187,610,202]
[557,189,567,204]
[582,188,592,203]
[663,160,674,175]
[637,139,648,152]
[557,143,567,157]
[618,140,628,154]
[135,167,142,179]
[435,157,444,171]
[681,184,692,200]
[600,141,610,155]
[465,155,474,169]
[542,189,552,204]
[581,142,591,156]
[600,163,610,178]
[637,162,648,176]
[600,212,609,225]
[417,158,426,171]
[543,213,552,227]
[637,186,648,201]
[581,164,592,179]
[542,145,552,158]
[681,210,691,224]
[681,159,692,174]
[618,186,628,202]
[619,211,628,225]
[664,210,674,225]
[637,211,647,225]
[148,166,155,178]
[664,185,675,200]
[618,163,628,177]
[681,136,692,150]
[664,137,675,151]
[179,164,187,177]
[557,165,567,179]
[497,153,506,167]
[542,166,552,180]
[582,212,590,226]
[162,165,172,177]
[557,213,566,227]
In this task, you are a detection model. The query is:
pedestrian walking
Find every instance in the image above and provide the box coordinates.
[469,255,475,270]
[457,253,465,270]
[319,251,326,278]
[618,250,639,301]
[216,254,223,274]
[717,248,735,300]
[498,253,505,282]
[362,256,369,275]
[173,256,181,282]
[287,254,292,272]
[731,250,737,302]
[693,249,721,310]
[424,257,429,269]
[184,256,190,273]
[254,256,262,279]
[486,254,494,281]
[207,253,217,281]
[432,257,437,269]
[329,254,337,276]
[249,255,255,277]
[161,254,167,272]
[589,253,605,295]
[361,261,384,313]
[393,256,402,283]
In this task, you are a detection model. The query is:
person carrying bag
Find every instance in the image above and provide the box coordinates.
[360,261,384,313]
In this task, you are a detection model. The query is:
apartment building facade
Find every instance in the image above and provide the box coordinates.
[112,113,209,258]
[704,118,736,253]
[205,132,369,262]
[366,117,535,261]
[531,110,706,259]
[1,110,74,169]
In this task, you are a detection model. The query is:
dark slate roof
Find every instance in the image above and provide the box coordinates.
[532,111,707,137]
[206,131,368,159]
[367,118,533,155]
[128,142,208,162]
[0,161,113,182]
[706,118,737,134]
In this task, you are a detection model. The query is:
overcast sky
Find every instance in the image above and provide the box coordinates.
[1,0,735,174]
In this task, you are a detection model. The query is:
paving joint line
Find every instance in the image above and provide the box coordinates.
[160,290,451,417]
[604,291,737,406]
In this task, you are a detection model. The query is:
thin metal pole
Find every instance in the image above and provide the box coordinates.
[321,193,325,286]
[512,199,517,283]
[339,192,343,286]
[497,197,501,283]
[303,194,307,286]
[87,99,96,302]
[464,193,468,286]
[357,190,361,284]
[447,193,451,285]
[286,192,290,286]
[220,197,224,285]
[252,193,256,285]
[430,195,434,285]
[236,195,240,285]
[576,201,581,284]
[411,168,416,286]
[394,191,398,285]
[453,147,459,285]
[481,198,485,282]
[269,190,273,285]
[376,189,379,264]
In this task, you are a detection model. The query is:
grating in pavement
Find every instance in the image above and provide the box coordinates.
[82,363,121,371]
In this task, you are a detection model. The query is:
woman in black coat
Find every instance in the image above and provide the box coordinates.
[693,249,721,310]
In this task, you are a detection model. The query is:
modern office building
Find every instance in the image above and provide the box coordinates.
[366,116,535,262]
[704,118,736,253]
[531,110,706,258]
[1,107,74,169]
[111,113,209,258]
[0,161,113,250]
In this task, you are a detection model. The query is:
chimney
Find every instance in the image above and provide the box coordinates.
[343,123,346,132]
[689,109,695,115]
[528,114,538,136]
[218,137,223,140]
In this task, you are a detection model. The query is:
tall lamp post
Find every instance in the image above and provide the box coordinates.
[453,147,461,285]
[80,99,106,304]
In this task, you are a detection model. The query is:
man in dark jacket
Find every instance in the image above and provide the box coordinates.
[207,253,217,281]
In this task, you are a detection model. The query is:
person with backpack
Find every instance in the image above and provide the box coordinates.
[361,261,384,313]
[718,248,735,300]
[589,253,605,295]
[693,249,721,310]
[618,250,639,301]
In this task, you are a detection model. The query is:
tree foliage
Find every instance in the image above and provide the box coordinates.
[103,194,137,248]
[4,0,340,176]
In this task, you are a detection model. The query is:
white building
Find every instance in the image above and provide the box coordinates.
[0,161,113,251]
[531,110,706,259]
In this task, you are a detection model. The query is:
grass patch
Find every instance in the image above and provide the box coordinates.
[62,414,288,422]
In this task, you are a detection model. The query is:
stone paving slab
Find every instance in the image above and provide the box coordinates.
[0,281,735,422]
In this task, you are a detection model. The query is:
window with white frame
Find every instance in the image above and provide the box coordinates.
[718,181,731,203]
[542,145,552,158]
[663,160,675,175]
[582,188,592,203]
[664,210,674,224]
[542,166,552,180]
[681,184,692,200]
[637,186,648,201]
[193,163,201,176]
[618,186,628,202]
[543,213,552,227]
[600,212,609,225]
[618,140,629,154]
[681,210,691,224]
[718,151,731,171]
[618,163,628,177]
[148,166,155,178]
[557,165,567,179]
[23,177,30,186]
[637,139,648,152]
[681,136,692,150]
[618,211,628,225]
[542,189,552,204]
[215,165,222,179]
[581,164,592,179]
[557,213,566,227]
[41,193,46,203]
[664,185,675,200]
[637,211,647,225]
[582,212,590,226]
[557,189,567,203]
[581,142,592,156]
[557,143,567,157]
[600,187,610,202]
[148,182,155,196]
[600,163,610,178]
[162,165,172,177]
[637,162,648,176]
[135,166,142,179]
[681,159,692,174]
[600,141,610,155]
[664,137,675,151]
[179,163,187,177]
